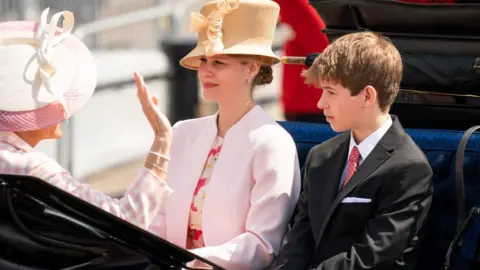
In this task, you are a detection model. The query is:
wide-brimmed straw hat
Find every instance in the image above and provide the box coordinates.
[0,8,97,132]
[180,0,281,70]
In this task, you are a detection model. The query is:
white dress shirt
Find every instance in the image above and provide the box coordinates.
[338,115,393,189]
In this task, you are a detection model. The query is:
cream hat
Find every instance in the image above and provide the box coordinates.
[180,0,281,70]
[0,8,97,132]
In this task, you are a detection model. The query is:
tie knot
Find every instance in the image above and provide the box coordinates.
[349,146,361,163]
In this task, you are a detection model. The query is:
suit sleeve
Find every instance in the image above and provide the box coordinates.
[274,0,329,54]
[189,133,301,269]
[313,161,433,270]
[269,149,316,269]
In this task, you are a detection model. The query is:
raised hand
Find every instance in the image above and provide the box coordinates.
[134,72,172,137]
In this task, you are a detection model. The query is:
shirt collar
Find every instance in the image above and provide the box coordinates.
[348,114,393,162]
[0,131,34,152]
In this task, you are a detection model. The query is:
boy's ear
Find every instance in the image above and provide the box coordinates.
[363,85,378,107]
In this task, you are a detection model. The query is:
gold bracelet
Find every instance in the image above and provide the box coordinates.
[148,151,170,160]
[147,162,168,173]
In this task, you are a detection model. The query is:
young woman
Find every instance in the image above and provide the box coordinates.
[150,1,301,268]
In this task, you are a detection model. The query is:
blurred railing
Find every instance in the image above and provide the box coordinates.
[73,3,175,41]
[57,0,192,175]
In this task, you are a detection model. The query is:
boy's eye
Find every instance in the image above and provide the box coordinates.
[214,60,225,65]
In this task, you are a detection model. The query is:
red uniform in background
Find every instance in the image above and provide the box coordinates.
[275,0,454,123]
[274,0,329,123]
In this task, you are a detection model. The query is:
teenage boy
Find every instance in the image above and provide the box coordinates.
[270,32,433,270]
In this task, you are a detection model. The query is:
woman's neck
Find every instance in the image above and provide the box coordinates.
[15,131,41,147]
[217,99,256,137]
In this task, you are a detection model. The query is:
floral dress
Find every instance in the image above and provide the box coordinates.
[186,136,223,249]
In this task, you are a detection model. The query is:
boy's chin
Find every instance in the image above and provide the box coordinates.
[329,123,349,133]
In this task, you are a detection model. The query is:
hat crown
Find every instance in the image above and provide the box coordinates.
[0,8,75,114]
[0,8,97,132]
[180,0,281,70]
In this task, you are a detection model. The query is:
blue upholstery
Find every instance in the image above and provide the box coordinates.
[278,121,480,270]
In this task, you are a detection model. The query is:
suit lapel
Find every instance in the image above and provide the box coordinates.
[310,137,349,238]
[336,144,391,201]
[166,115,218,247]
[315,116,405,248]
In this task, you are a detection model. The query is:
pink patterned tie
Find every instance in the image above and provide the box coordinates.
[342,146,360,189]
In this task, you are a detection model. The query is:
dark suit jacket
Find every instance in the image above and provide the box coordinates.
[270,116,433,270]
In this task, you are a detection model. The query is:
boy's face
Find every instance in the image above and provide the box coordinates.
[317,81,366,132]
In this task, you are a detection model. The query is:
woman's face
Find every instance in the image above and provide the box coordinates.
[43,123,63,139]
[197,55,259,103]
[33,123,63,141]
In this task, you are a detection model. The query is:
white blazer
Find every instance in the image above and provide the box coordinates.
[149,105,301,269]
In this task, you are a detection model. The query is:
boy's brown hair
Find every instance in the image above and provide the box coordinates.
[302,31,403,112]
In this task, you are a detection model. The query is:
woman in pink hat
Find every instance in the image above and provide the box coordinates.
[0,1,301,269]
[0,8,172,232]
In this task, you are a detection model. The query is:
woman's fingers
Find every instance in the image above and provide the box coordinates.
[135,73,154,104]
[134,72,152,108]
[152,96,159,106]
[134,72,143,94]
[134,72,148,97]
[134,71,169,135]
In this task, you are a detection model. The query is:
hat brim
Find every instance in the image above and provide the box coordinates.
[0,21,97,132]
[180,41,280,70]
